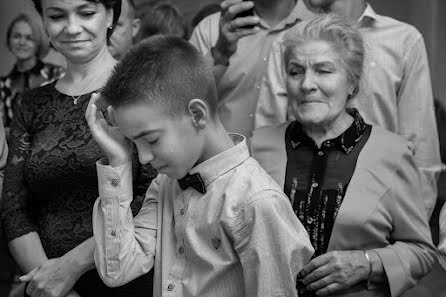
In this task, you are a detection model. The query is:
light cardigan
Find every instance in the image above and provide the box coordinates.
[251,122,436,297]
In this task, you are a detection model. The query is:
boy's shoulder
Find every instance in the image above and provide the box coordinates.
[222,156,288,204]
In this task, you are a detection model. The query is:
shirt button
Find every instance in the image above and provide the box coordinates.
[167,283,175,291]
[111,179,119,186]
[180,208,185,215]
[249,113,254,118]
[178,247,184,254]
[263,57,267,61]
[312,182,318,188]
[111,230,116,237]
[318,151,324,156]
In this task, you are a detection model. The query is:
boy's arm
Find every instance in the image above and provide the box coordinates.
[232,190,314,297]
[85,93,157,287]
[93,160,158,287]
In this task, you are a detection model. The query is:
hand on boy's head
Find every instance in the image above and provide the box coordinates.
[86,93,133,167]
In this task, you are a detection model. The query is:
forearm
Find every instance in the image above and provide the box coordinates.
[93,161,157,287]
[62,237,96,276]
[8,232,48,273]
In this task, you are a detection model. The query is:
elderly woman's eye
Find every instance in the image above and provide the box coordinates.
[288,66,304,76]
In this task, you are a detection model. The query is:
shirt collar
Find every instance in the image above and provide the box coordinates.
[189,133,250,187]
[289,108,368,154]
[358,3,379,26]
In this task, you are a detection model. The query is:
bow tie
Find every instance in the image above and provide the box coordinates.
[178,173,206,194]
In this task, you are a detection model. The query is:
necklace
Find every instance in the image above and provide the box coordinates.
[68,74,103,105]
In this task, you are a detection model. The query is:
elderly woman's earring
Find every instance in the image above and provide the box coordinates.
[108,25,113,29]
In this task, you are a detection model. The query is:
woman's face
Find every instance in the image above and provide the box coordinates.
[286,40,353,129]
[9,21,38,61]
[41,0,113,63]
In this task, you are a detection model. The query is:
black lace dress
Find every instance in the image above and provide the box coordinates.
[0,81,157,297]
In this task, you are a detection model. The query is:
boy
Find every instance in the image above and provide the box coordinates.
[86,35,313,296]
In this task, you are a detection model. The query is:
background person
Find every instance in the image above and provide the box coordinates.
[0,0,156,297]
[135,1,188,41]
[0,13,64,136]
[256,0,441,218]
[251,15,436,297]
[189,0,315,138]
[107,0,140,60]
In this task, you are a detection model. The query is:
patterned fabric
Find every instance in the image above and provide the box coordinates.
[0,60,65,128]
[0,81,157,296]
[284,109,371,257]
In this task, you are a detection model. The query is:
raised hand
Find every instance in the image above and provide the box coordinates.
[85,92,132,167]
[212,0,260,65]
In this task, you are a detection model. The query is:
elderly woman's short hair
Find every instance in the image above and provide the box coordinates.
[6,13,50,58]
[283,14,365,99]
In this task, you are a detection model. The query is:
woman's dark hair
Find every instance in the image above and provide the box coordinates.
[6,13,50,58]
[30,0,122,39]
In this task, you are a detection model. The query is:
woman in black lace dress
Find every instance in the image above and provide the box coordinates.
[0,0,157,297]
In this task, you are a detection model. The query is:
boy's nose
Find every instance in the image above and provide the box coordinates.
[138,150,154,165]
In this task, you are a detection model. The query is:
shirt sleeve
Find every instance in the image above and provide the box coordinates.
[397,34,441,217]
[231,190,314,297]
[370,143,437,297]
[0,93,37,241]
[255,39,294,129]
[93,160,158,287]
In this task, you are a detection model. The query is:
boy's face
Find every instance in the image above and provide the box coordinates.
[114,100,204,179]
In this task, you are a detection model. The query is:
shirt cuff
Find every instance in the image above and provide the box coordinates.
[97,158,133,202]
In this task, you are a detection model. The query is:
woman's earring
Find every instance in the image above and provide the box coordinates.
[108,25,113,29]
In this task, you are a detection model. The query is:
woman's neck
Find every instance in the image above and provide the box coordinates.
[302,111,354,148]
[254,0,296,27]
[63,45,116,84]
[16,56,37,72]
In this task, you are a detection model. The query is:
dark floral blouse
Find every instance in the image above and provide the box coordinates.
[0,81,157,296]
[0,60,65,128]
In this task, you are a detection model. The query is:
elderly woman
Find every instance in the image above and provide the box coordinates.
[0,14,64,133]
[0,0,156,297]
[251,15,436,297]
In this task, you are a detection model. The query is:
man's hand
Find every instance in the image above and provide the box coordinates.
[298,250,370,296]
[85,93,132,167]
[212,0,260,65]
[20,258,82,297]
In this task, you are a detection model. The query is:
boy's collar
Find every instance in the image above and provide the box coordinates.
[188,133,249,189]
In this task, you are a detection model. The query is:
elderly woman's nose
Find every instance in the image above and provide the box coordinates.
[65,16,82,35]
[301,71,316,92]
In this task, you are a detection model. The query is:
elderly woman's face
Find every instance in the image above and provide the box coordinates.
[9,21,38,61]
[41,0,113,63]
[286,40,353,129]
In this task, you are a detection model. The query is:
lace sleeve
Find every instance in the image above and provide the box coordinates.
[0,91,37,241]
[130,147,158,216]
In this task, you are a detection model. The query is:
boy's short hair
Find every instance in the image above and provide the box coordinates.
[102,35,218,118]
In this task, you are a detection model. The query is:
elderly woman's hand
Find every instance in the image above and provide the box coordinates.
[299,250,370,296]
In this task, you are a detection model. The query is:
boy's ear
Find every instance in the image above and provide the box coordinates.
[187,99,209,129]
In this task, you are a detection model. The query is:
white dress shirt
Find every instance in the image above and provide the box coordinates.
[93,134,314,297]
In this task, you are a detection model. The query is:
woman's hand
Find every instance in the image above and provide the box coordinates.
[20,257,82,297]
[85,92,132,167]
[299,250,370,296]
[212,0,259,65]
